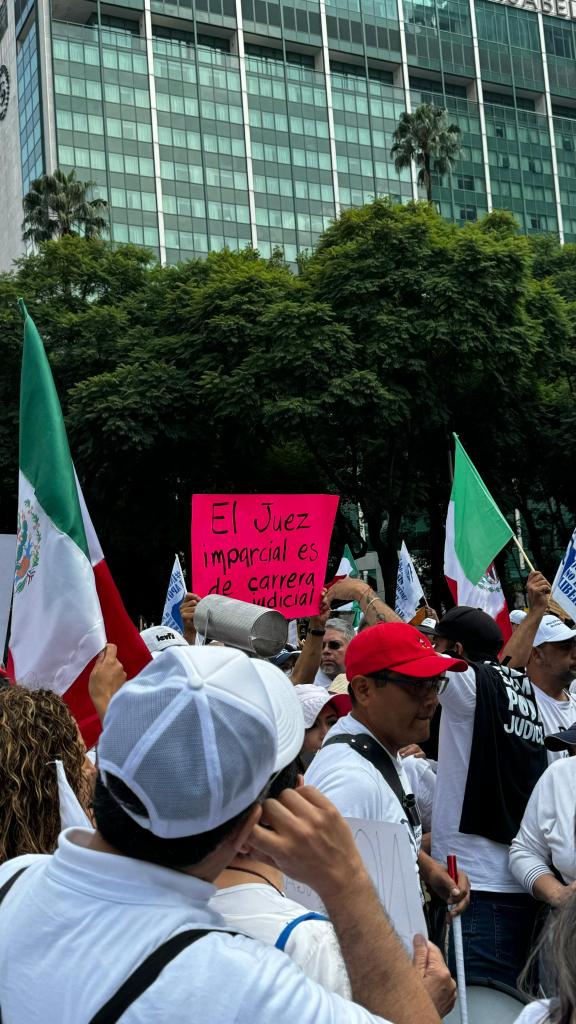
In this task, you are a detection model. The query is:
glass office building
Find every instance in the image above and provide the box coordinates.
[1,0,576,268]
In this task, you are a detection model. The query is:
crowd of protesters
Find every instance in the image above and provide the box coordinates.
[0,569,575,1024]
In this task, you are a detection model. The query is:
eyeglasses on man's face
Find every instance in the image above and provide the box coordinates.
[370,672,448,697]
[322,639,345,651]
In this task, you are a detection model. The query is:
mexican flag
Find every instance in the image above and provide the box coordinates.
[444,435,513,640]
[8,301,151,747]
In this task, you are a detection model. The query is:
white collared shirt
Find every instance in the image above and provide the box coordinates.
[0,829,389,1024]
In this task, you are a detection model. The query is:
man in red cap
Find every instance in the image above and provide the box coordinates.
[305,622,470,920]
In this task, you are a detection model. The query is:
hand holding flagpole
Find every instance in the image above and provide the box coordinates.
[447,855,468,1024]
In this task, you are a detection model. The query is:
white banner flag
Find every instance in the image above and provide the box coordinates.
[161,555,186,633]
[551,528,576,621]
[395,541,425,622]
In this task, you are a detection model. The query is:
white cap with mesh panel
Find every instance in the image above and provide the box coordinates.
[98,646,304,839]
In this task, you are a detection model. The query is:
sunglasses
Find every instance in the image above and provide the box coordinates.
[322,640,345,651]
[371,672,448,697]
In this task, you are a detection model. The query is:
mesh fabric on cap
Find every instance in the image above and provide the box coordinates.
[99,677,276,838]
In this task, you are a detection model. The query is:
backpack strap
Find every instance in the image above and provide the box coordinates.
[0,867,29,907]
[274,912,329,952]
[323,733,421,836]
[89,927,238,1024]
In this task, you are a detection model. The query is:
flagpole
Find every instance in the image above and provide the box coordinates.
[510,534,536,574]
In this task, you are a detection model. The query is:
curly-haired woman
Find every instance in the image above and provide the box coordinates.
[0,687,94,862]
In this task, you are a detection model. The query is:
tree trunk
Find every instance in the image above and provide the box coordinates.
[425,154,432,203]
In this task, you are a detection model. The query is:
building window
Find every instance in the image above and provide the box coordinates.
[495,124,506,139]
[457,175,474,191]
[460,206,477,222]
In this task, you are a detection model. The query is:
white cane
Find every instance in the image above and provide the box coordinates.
[447,854,469,1024]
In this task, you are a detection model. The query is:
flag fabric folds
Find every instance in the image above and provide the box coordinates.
[395,541,425,622]
[161,554,186,633]
[9,301,151,747]
[444,435,513,639]
[551,528,576,621]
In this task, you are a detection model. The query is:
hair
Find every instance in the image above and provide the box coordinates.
[324,618,355,643]
[520,890,576,1023]
[267,759,300,799]
[93,774,256,869]
[0,687,91,862]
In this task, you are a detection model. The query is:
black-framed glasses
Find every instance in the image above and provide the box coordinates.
[371,672,448,697]
[322,639,345,651]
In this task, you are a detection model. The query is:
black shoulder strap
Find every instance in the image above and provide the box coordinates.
[0,867,29,906]
[89,927,237,1024]
[0,865,236,1024]
[323,733,421,834]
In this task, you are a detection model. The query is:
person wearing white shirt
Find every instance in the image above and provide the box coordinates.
[524,614,576,762]
[430,576,552,990]
[0,646,446,1024]
[306,621,471,922]
[509,741,576,908]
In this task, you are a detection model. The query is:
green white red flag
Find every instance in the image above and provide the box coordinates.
[444,435,513,639]
[8,301,151,746]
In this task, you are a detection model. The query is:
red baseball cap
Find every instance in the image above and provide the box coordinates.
[345,622,467,680]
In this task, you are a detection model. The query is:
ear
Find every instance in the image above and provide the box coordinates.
[232,804,262,856]
[452,641,465,657]
[350,674,372,706]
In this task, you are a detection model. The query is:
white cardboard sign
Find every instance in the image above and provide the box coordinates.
[286,818,427,954]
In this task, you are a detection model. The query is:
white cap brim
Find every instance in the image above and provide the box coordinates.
[252,661,305,771]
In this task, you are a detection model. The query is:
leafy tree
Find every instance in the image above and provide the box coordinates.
[22,168,108,244]
[391,104,461,203]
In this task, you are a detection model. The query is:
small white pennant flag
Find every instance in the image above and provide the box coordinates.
[395,541,425,622]
[162,555,186,633]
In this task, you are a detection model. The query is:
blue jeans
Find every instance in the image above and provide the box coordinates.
[452,890,543,990]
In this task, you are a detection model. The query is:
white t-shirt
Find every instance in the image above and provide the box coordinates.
[509,755,576,893]
[432,667,570,892]
[532,684,576,761]
[514,999,553,1024]
[210,883,351,998]
[0,829,389,1024]
[432,664,525,892]
[402,757,437,834]
[305,715,422,878]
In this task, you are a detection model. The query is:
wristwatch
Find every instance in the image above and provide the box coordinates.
[308,628,326,636]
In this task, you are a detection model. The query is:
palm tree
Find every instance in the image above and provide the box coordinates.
[22,168,108,244]
[391,104,461,204]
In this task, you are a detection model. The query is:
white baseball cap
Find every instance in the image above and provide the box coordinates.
[534,614,576,647]
[98,646,304,838]
[140,625,189,657]
[510,610,527,625]
[294,684,335,729]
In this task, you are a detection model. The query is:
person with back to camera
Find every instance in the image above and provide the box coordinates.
[429,572,554,988]
[0,645,448,1024]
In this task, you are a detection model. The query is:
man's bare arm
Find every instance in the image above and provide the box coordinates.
[290,590,331,685]
[327,578,403,625]
[249,787,441,1024]
[500,571,550,668]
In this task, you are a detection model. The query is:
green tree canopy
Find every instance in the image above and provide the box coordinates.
[0,209,574,618]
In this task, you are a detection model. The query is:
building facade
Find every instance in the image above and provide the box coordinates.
[1,0,576,269]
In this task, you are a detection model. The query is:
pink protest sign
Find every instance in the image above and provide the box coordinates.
[191,494,339,617]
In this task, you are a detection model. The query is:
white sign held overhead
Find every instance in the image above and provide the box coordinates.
[286,818,427,954]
